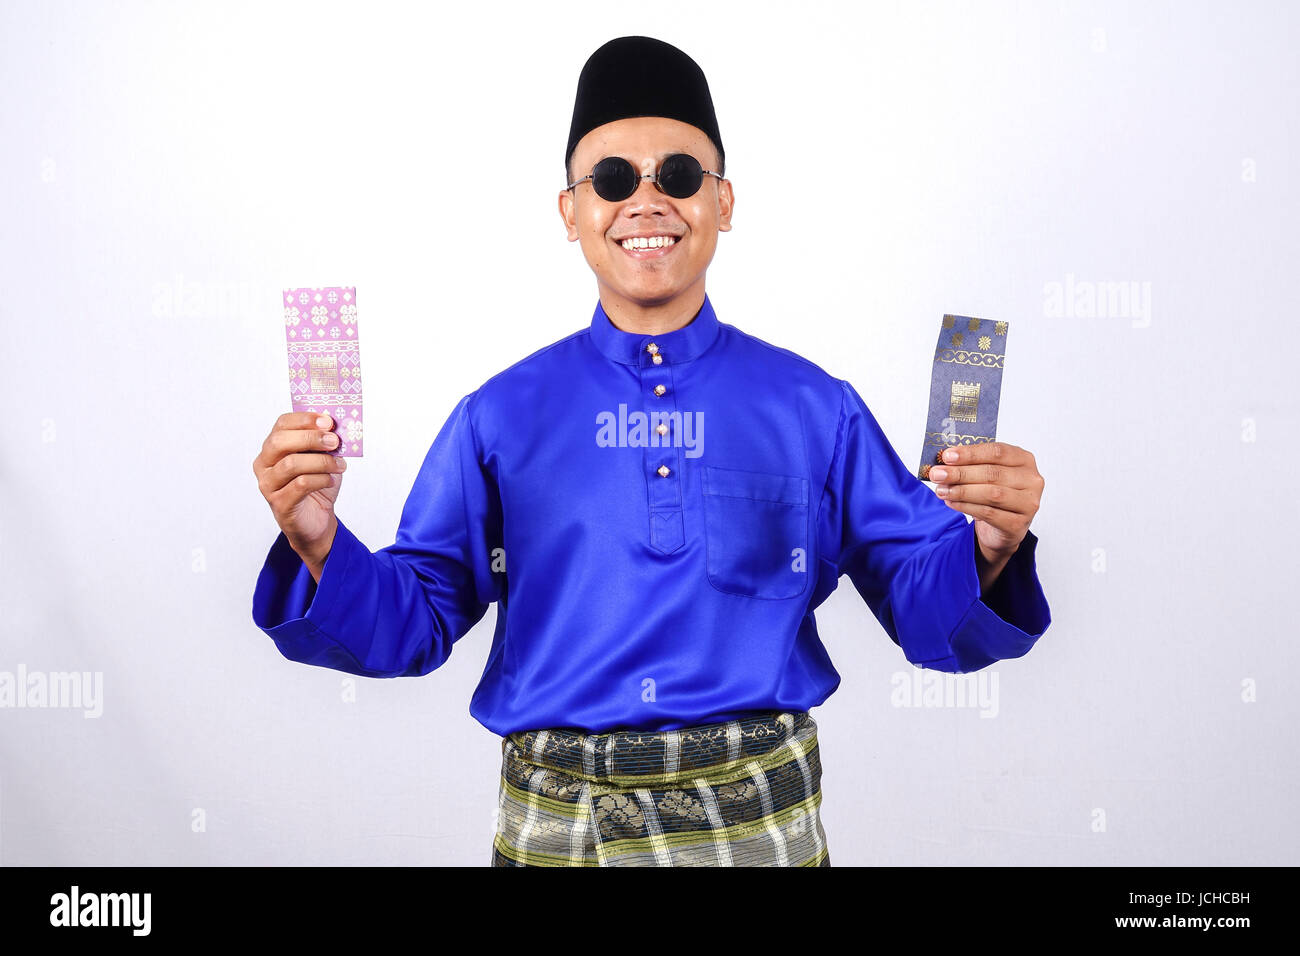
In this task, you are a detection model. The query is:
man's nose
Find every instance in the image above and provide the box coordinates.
[627,173,666,203]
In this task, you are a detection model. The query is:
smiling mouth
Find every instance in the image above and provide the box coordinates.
[616,235,681,256]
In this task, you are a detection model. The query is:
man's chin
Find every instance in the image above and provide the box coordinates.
[607,281,691,308]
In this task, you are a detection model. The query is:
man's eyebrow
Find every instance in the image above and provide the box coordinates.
[596,149,697,163]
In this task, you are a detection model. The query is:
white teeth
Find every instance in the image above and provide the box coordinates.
[620,235,677,250]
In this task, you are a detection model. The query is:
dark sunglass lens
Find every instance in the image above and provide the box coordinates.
[658,154,704,198]
[592,157,637,201]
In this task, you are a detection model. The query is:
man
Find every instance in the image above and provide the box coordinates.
[251,36,1050,867]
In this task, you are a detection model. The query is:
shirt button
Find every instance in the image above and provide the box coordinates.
[653,384,667,396]
[655,423,669,436]
[652,354,663,365]
[646,342,659,355]
[657,465,671,478]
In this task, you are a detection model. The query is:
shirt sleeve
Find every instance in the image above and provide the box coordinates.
[822,379,1051,672]
[250,393,503,677]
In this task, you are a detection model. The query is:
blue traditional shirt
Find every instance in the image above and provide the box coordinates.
[252,293,1051,736]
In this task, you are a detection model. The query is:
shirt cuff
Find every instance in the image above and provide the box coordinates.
[250,518,369,671]
[912,522,1052,672]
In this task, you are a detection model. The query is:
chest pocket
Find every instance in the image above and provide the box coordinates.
[701,465,810,600]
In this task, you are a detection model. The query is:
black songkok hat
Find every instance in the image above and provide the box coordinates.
[565,36,725,181]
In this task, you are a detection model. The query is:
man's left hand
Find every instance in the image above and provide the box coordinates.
[927,441,1044,561]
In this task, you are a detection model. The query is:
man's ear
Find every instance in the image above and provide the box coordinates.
[717,179,735,233]
[558,190,580,241]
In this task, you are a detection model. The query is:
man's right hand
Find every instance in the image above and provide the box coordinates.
[253,412,348,582]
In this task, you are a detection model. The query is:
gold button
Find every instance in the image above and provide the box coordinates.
[656,423,669,436]
[657,465,671,477]
[646,342,659,355]
[653,384,667,396]
[652,354,663,365]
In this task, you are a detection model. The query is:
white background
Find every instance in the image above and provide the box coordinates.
[1,0,1295,865]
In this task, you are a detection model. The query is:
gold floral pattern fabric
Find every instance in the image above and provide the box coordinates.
[492,711,829,866]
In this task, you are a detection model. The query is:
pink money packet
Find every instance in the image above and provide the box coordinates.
[283,286,364,456]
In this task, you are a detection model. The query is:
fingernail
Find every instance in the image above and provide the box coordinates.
[943,448,959,463]
[323,432,339,447]
[935,485,948,496]
[930,467,947,481]
[317,415,332,428]
[338,457,347,470]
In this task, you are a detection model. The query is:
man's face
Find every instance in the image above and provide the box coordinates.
[559,116,733,310]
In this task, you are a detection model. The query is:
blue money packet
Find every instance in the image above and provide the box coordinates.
[918,314,1008,481]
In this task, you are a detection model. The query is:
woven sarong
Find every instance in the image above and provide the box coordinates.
[492,710,830,866]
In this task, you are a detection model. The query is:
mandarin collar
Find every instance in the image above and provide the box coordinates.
[588,293,722,366]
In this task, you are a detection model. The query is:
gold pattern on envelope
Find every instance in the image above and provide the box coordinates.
[949,381,981,423]
[935,348,1005,368]
[309,355,340,391]
[925,432,994,444]
[967,317,980,332]
[978,335,992,350]
[942,315,955,329]
[951,332,964,348]
[994,321,1007,336]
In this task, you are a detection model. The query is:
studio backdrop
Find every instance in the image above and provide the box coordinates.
[1,0,1294,865]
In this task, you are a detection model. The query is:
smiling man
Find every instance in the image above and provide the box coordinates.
[561,109,728,334]
[252,35,1051,867]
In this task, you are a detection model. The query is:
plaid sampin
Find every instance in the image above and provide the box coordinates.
[492,711,830,866]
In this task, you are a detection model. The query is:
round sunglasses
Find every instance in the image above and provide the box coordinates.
[566,153,723,202]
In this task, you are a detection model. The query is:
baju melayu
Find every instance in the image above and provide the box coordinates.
[252,293,1051,866]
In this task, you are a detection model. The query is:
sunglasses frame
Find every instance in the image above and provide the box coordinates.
[566,153,723,201]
